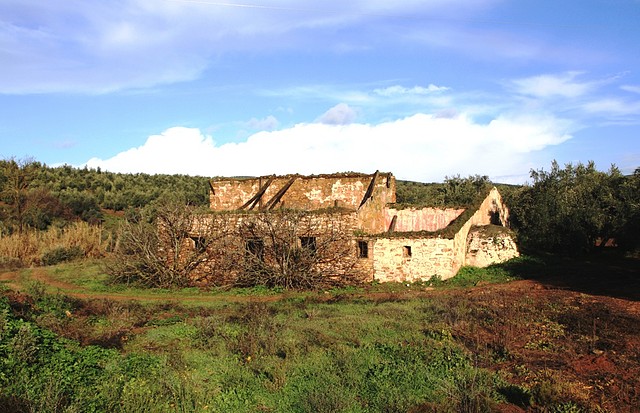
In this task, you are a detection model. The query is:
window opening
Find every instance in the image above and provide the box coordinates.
[245,238,264,261]
[300,236,317,254]
[358,240,369,258]
[190,237,207,254]
[403,245,412,258]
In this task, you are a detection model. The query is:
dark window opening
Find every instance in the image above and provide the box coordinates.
[191,237,207,253]
[358,240,369,258]
[245,238,264,261]
[403,245,412,258]
[300,236,317,254]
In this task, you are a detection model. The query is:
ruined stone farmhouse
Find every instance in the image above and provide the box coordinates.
[187,171,518,285]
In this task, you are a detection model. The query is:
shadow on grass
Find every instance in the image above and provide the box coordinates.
[501,251,640,301]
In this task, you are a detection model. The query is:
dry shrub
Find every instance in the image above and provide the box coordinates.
[0,222,107,268]
[232,210,366,290]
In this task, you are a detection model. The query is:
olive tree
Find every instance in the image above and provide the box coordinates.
[509,161,639,253]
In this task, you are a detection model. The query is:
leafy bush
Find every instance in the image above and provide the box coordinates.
[0,256,22,271]
[41,245,84,265]
[508,161,640,253]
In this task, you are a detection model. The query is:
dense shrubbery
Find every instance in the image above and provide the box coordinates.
[108,199,364,290]
[507,161,640,254]
[395,174,492,206]
[0,159,211,234]
[106,197,215,288]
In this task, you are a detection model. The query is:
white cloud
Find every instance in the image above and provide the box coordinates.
[511,72,596,99]
[621,85,640,94]
[246,115,279,131]
[86,127,218,176]
[85,111,571,183]
[317,103,358,125]
[0,0,494,94]
[373,84,449,96]
[582,98,640,116]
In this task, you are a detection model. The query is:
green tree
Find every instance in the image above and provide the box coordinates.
[0,158,40,233]
[22,188,74,230]
[441,174,492,206]
[509,161,639,253]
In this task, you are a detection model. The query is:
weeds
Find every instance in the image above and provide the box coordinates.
[0,221,107,268]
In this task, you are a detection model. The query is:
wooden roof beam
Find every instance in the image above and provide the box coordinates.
[238,175,275,210]
[263,176,297,210]
[359,170,379,208]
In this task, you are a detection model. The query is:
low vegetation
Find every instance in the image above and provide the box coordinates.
[0,221,108,269]
[1,256,638,412]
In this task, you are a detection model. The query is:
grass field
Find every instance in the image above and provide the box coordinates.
[1,254,639,412]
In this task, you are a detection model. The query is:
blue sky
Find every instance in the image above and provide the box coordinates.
[1,0,639,183]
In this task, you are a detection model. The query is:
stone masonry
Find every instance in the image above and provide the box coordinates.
[189,171,519,284]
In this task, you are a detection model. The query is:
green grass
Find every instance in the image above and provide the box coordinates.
[0,284,514,412]
[430,262,518,288]
[1,257,532,316]
[3,251,637,411]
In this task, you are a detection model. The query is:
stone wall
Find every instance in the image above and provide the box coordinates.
[465,226,519,268]
[370,187,517,282]
[210,172,395,211]
[185,210,367,285]
[452,187,511,275]
[192,178,518,286]
[371,237,455,282]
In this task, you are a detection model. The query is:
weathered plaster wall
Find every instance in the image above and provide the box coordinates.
[371,237,455,282]
[355,187,395,233]
[210,173,395,211]
[384,207,465,232]
[452,187,513,274]
[469,187,510,227]
[371,187,516,282]
[465,227,519,268]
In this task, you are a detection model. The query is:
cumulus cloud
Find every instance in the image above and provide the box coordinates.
[85,112,571,183]
[317,103,358,125]
[85,127,218,176]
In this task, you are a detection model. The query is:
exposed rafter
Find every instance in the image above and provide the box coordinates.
[359,170,379,208]
[239,175,275,210]
[387,215,397,233]
[263,176,297,210]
